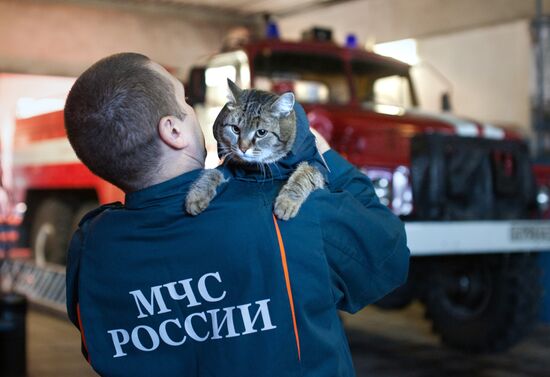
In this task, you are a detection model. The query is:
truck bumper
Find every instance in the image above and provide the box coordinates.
[406,220,550,255]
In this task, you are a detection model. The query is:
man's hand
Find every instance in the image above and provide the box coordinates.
[310,128,331,154]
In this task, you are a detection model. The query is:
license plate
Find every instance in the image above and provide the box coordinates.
[510,223,550,242]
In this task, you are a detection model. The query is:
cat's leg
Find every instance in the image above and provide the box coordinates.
[185,169,226,215]
[274,162,325,220]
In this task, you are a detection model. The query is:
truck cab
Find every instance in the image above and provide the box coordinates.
[191,36,536,219]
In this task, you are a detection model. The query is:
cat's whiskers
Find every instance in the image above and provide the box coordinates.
[218,144,238,165]
[256,162,267,179]
[224,154,239,166]
[269,162,282,179]
[219,151,233,164]
[256,162,264,180]
[218,148,231,158]
[227,146,243,163]
[265,163,272,180]
[218,145,233,160]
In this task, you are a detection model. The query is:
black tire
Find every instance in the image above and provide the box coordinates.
[30,198,75,266]
[424,254,541,353]
[71,201,99,232]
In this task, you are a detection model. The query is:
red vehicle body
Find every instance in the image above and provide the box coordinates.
[11,110,123,264]
[242,40,522,170]
[13,111,123,204]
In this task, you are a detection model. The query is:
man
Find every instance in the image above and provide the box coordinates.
[64,52,409,377]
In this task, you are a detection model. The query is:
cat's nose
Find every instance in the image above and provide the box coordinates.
[239,145,249,154]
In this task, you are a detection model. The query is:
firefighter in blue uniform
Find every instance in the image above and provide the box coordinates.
[64,53,409,377]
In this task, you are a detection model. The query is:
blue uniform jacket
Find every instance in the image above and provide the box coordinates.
[66,107,410,377]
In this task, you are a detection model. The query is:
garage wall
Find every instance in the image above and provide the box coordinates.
[279,0,550,44]
[0,0,244,77]
[414,20,533,132]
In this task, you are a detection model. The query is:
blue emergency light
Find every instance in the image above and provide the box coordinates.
[266,20,280,39]
[346,33,358,48]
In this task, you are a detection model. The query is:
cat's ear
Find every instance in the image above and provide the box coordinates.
[271,92,295,118]
[227,79,242,109]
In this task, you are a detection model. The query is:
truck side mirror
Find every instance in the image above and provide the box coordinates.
[441,92,452,112]
[187,67,206,106]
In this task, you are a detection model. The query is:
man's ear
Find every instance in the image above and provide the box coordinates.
[158,116,187,149]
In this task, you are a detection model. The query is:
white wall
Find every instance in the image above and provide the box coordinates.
[414,20,532,132]
[0,0,244,77]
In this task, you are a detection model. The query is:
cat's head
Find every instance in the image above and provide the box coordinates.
[215,79,297,165]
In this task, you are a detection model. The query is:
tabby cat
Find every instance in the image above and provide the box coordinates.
[185,79,325,220]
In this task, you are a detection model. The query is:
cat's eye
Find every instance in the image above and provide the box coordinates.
[230,125,240,135]
[256,129,268,138]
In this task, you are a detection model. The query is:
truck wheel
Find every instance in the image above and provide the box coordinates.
[30,198,74,266]
[71,201,99,232]
[424,254,541,352]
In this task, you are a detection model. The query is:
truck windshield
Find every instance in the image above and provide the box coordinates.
[352,60,414,109]
[253,52,350,105]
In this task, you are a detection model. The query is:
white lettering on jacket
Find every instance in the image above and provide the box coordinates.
[129,285,172,319]
[105,272,277,358]
[129,272,227,318]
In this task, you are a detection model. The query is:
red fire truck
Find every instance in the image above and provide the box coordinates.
[8,30,550,352]
[12,110,123,265]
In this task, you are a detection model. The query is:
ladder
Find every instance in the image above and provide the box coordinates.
[0,260,66,313]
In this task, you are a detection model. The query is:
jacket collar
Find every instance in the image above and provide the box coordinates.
[124,168,203,209]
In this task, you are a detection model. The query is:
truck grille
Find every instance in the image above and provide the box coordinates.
[410,134,537,220]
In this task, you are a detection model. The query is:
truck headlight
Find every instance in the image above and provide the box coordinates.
[363,169,392,206]
[392,166,413,216]
[537,185,550,212]
[363,166,413,216]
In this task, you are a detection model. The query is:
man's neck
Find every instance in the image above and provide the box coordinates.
[148,159,203,188]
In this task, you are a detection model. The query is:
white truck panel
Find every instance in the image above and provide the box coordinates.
[406,220,550,255]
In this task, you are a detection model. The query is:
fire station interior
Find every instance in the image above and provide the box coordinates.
[1,0,550,376]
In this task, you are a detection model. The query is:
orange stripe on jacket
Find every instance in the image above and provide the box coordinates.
[77,303,91,364]
[272,214,301,361]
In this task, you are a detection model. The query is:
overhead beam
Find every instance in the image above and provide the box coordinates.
[273,0,364,18]
[72,0,254,24]
[0,0,251,77]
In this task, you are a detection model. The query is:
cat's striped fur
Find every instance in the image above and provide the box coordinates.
[185,79,324,220]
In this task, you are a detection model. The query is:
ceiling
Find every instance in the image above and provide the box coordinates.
[94,0,350,17]
[73,0,550,25]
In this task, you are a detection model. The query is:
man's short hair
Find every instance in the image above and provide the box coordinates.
[64,52,183,191]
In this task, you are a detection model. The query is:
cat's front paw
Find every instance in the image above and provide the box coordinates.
[274,194,301,221]
[185,169,225,216]
[185,190,212,216]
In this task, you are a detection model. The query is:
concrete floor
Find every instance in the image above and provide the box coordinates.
[25,304,550,377]
[27,310,96,377]
[344,305,550,377]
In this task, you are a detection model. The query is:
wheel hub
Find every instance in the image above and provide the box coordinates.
[440,265,492,319]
